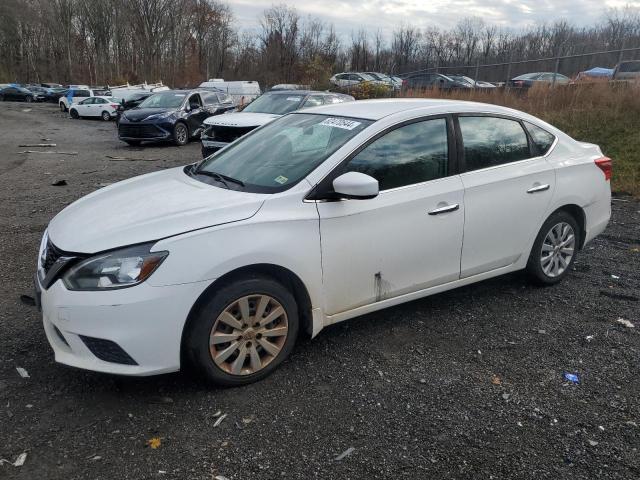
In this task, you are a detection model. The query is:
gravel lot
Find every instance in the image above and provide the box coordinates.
[0,102,639,480]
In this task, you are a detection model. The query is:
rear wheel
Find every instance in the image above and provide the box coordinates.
[69,109,79,119]
[101,111,111,121]
[59,102,67,112]
[526,210,579,285]
[184,275,299,387]
[173,122,188,146]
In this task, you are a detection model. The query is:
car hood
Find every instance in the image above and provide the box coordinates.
[123,107,176,122]
[48,167,266,253]
[204,112,280,128]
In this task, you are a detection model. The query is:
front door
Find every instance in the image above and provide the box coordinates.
[317,117,464,315]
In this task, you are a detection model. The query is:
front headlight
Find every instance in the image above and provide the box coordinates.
[62,243,168,291]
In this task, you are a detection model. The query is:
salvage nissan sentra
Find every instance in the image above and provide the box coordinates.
[35,99,611,386]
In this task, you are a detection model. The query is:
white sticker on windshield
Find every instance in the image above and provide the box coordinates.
[274,175,288,184]
[286,96,302,101]
[320,117,362,130]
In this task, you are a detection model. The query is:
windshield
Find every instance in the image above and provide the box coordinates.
[360,73,376,81]
[195,113,372,193]
[242,93,305,115]
[138,92,186,109]
[514,73,542,80]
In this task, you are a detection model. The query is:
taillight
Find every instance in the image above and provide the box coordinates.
[595,156,612,181]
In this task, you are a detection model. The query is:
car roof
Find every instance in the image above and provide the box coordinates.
[264,90,338,96]
[299,98,533,121]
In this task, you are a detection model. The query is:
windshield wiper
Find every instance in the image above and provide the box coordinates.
[192,167,245,188]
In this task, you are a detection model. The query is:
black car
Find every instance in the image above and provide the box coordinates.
[0,86,39,102]
[403,73,471,90]
[117,89,235,146]
[25,86,53,102]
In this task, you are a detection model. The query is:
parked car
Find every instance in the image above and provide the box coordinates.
[58,88,96,111]
[26,85,49,102]
[403,73,472,90]
[198,79,261,106]
[110,83,169,104]
[69,96,121,121]
[508,72,570,89]
[612,60,640,81]
[448,75,497,89]
[329,72,385,88]
[363,72,401,89]
[269,84,311,91]
[41,83,63,89]
[200,90,354,157]
[35,99,611,386]
[117,89,231,146]
[0,86,38,102]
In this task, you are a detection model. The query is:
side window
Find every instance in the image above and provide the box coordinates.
[188,94,202,108]
[78,90,90,97]
[459,116,531,171]
[201,92,219,105]
[80,98,94,104]
[525,122,555,155]
[96,98,107,104]
[302,95,324,108]
[342,118,449,190]
[327,96,345,104]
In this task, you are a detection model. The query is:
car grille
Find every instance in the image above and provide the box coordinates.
[42,238,65,274]
[79,336,138,365]
[118,124,162,138]
[210,125,256,143]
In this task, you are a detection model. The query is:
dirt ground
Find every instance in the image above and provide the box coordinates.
[0,102,639,480]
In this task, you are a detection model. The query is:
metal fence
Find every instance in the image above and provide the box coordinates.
[398,45,640,85]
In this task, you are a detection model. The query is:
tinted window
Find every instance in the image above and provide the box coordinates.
[525,122,555,155]
[459,116,530,171]
[619,61,640,72]
[343,118,448,190]
[75,90,90,97]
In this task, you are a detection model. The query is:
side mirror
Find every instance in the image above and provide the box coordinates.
[332,172,379,200]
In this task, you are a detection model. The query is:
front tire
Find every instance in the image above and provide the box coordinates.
[184,275,299,387]
[526,210,579,285]
[69,109,79,119]
[173,122,189,146]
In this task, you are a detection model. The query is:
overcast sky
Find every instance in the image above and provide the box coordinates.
[229,0,640,38]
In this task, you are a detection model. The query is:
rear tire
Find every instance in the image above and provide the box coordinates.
[69,109,79,119]
[59,102,67,112]
[526,210,580,285]
[173,122,189,146]
[184,275,299,387]
[101,111,111,121]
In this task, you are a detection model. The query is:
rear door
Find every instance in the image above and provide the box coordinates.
[456,115,556,278]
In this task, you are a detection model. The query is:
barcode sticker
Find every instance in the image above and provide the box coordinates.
[319,118,362,130]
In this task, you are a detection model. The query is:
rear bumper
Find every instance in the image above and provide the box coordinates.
[39,276,212,376]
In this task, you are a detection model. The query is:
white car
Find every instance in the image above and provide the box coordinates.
[69,96,121,121]
[59,88,97,111]
[35,99,611,386]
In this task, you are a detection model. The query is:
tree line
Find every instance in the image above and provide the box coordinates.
[1,1,639,87]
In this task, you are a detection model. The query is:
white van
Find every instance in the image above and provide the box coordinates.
[198,79,261,106]
[110,83,169,103]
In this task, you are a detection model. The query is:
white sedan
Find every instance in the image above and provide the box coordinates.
[69,96,121,121]
[35,99,611,386]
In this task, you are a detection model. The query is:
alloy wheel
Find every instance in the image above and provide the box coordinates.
[175,124,187,144]
[540,222,575,278]
[101,111,110,121]
[209,294,289,376]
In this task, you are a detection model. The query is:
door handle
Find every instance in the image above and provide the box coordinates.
[428,203,459,215]
[527,184,550,194]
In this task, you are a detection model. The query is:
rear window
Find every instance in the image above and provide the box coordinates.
[525,122,556,155]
